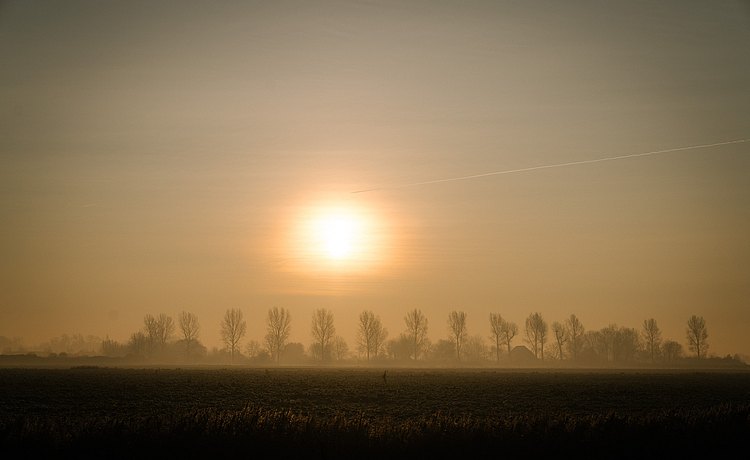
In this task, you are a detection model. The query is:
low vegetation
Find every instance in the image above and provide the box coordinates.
[1,368,748,457]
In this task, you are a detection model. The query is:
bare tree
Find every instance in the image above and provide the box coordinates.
[619,327,641,362]
[357,310,387,362]
[333,336,349,361]
[143,314,159,355]
[448,311,468,361]
[101,337,126,357]
[463,335,488,363]
[662,339,683,362]
[221,308,246,363]
[565,314,585,361]
[500,319,518,356]
[600,324,617,362]
[525,312,548,360]
[686,315,708,359]
[370,316,387,360]
[551,321,568,360]
[642,318,661,363]
[128,331,148,357]
[489,313,504,362]
[155,314,174,349]
[311,308,335,362]
[404,309,429,361]
[143,313,174,355]
[582,330,605,362]
[386,334,414,361]
[245,339,261,359]
[178,311,200,358]
[597,325,640,363]
[265,307,291,364]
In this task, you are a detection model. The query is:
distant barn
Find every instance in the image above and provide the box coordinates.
[510,345,537,365]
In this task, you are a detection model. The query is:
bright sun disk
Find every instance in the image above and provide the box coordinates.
[313,214,360,260]
[289,201,386,273]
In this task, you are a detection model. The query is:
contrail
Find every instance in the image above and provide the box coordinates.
[351,138,749,193]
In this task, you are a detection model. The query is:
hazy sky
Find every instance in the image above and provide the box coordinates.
[2,1,749,356]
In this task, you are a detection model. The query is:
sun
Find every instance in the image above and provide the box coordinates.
[307,206,369,263]
[312,212,362,260]
[288,201,387,273]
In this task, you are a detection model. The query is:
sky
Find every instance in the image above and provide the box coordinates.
[1,1,749,356]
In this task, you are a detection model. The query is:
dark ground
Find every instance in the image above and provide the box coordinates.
[1,367,749,458]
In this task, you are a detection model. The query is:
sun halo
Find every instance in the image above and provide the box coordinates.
[312,213,361,261]
[289,202,386,274]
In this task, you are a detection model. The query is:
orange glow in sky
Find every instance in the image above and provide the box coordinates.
[1,1,749,356]
[288,201,389,276]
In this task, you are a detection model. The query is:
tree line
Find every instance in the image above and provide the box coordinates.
[94,308,719,366]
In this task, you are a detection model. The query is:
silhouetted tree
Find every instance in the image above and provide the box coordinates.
[596,324,640,363]
[0,336,24,354]
[448,311,467,361]
[489,313,504,362]
[404,309,429,360]
[566,314,585,361]
[178,311,200,359]
[155,314,174,349]
[525,312,547,360]
[311,308,335,362]
[101,337,126,357]
[551,321,567,360]
[431,339,456,362]
[600,325,618,362]
[251,349,271,363]
[501,318,518,357]
[43,333,101,355]
[283,342,306,364]
[143,313,173,355]
[582,330,607,363]
[386,334,414,361]
[245,339,261,359]
[221,308,246,363]
[357,310,387,362]
[143,314,159,355]
[642,318,661,363]
[462,335,488,363]
[265,307,291,364]
[616,327,640,362]
[128,331,148,357]
[663,339,683,362]
[686,315,708,359]
[333,336,349,361]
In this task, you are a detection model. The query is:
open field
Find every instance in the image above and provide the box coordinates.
[2,368,749,458]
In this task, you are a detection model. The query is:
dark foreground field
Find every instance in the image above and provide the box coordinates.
[1,368,749,458]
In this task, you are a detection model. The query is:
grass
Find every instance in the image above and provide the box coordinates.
[1,368,749,458]
[4,404,748,458]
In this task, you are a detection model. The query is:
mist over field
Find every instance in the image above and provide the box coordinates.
[0,307,747,370]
